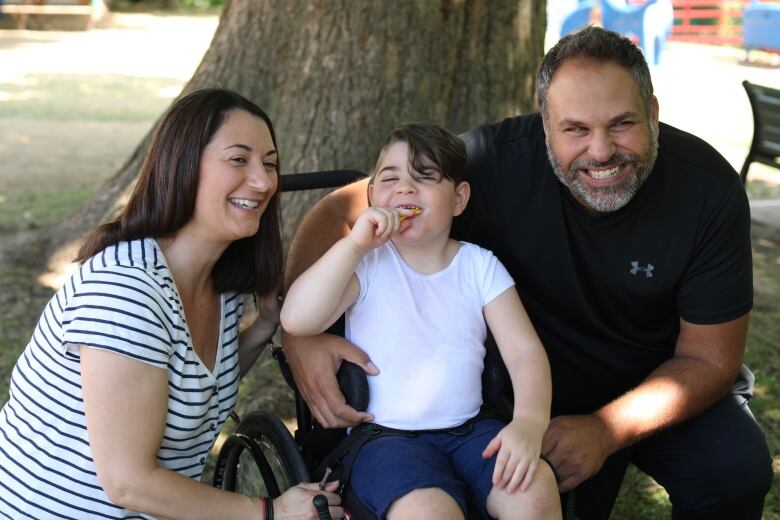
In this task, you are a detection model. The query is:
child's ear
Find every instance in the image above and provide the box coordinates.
[367,181,375,206]
[452,181,470,217]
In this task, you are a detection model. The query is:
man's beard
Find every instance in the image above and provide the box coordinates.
[546,125,659,213]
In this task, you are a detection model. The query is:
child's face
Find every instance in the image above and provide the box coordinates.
[369,140,469,245]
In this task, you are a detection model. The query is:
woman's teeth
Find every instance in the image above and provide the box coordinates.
[230,198,259,209]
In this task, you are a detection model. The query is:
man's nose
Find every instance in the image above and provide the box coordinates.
[589,131,616,163]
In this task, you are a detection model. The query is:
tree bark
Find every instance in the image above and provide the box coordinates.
[50,0,546,254]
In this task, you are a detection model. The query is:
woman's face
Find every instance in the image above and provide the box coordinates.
[190,109,278,245]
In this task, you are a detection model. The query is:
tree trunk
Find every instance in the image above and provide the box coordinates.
[50,0,546,256]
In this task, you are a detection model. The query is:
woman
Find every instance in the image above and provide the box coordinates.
[0,89,343,519]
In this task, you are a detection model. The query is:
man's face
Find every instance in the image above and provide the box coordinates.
[543,59,659,213]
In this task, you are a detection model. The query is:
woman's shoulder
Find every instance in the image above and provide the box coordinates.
[72,238,173,299]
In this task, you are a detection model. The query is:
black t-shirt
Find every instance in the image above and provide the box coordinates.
[453,113,753,415]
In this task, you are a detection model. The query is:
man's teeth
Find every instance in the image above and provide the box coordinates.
[230,198,259,209]
[588,166,620,179]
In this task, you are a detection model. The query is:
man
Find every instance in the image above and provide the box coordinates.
[282,27,772,519]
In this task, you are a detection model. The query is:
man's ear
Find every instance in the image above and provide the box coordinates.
[452,181,471,217]
[651,95,660,134]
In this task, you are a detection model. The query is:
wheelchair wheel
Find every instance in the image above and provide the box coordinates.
[212,411,310,498]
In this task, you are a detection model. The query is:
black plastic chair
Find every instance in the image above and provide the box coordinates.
[740,80,780,185]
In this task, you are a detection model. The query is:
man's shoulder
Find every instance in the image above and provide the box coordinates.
[461,112,545,151]
[658,122,740,187]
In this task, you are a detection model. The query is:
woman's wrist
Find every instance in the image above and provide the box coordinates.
[259,496,274,520]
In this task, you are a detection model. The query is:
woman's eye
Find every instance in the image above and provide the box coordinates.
[263,161,278,171]
[230,157,247,165]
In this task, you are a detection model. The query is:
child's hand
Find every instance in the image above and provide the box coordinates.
[347,206,412,252]
[482,418,546,493]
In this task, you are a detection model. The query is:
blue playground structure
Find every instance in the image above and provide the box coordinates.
[559,0,674,66]
[743,1,780,57]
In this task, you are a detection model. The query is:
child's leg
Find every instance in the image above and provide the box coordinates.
[349,434,468,520]
[387,488,463,520]
[486,461,562,520]
[445,418,561,520]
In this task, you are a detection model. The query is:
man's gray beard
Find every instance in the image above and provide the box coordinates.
[546,125,659,213]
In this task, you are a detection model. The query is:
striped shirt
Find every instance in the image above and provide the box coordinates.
[0,238,243,519]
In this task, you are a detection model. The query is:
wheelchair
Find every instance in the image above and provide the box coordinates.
[212,170,575,519]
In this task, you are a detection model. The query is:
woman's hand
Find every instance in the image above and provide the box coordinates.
[274,481,344,519]
[238,285,283,377]
[482,418,547,494]
[253,288,283,338]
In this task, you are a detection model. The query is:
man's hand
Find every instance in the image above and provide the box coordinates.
[542,414,615,492]
[283,332,378,428]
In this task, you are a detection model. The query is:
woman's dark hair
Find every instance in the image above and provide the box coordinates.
[76,88,283,295]
[374,122,467,184]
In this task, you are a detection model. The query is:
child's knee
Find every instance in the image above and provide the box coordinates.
[387,487,464,520]
[487,463,562,520]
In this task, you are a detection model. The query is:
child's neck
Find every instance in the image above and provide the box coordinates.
[391,236,461,275]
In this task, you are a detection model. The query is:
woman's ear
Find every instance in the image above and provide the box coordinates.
[452,181,470,217]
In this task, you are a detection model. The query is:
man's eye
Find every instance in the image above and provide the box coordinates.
[613,120,634,130]
[565,127,586,135]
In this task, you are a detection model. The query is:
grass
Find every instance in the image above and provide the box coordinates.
[0,74,180,122]
[0,187,97,232]
[747,173,780,200]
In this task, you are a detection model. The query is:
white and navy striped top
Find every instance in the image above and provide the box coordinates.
[0,238,243,519]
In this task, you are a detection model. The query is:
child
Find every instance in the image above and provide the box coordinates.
[281,123,561,520]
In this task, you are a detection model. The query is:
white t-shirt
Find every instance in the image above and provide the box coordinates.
[347,241,514,430]
[0,238,243,519]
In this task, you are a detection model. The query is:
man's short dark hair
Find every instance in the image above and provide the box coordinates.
[537,26,654,121]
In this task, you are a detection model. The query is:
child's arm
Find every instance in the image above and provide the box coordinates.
[281,206,409,336]
[481,287,552,494]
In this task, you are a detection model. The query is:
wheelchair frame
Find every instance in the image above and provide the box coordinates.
[211,169,574,520]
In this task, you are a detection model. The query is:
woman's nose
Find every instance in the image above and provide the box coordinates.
[247,165,276,192]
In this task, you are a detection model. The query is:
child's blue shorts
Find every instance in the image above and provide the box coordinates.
[348,417,505,520]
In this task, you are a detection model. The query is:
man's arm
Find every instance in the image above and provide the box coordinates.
[282,178,378,428]
[542,313,748,492]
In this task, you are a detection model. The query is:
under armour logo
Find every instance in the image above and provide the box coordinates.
[630,261,654,277]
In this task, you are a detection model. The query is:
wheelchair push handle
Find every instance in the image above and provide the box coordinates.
[312,494,332,520]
